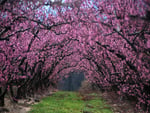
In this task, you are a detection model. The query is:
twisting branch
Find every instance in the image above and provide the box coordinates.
[0,28,30,41]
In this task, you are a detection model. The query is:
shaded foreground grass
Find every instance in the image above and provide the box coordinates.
[29,91,113,113]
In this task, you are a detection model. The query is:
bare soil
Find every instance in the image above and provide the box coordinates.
[1,98,31,113]
[0,89,56,113]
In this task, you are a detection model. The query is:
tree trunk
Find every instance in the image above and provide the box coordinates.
[0,87,7,107]
[16,86,26,99]
[0,95,5,107]
[10,86,18,103]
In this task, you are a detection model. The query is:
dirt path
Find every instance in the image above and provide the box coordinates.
[1,90,145,113]
[1,98,31,113]
[0,90,54,113]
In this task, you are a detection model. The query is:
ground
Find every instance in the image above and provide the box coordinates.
[29,91,113,113]
[1,89,144,113]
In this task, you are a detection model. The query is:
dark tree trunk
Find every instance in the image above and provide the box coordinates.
[0,95,5,107]
[0,87,7,107]
[16,86,26,99]
[10,86,17,103]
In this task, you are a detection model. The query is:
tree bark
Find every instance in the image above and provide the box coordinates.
[10,86,18,103]
[16,86,26,99]
[0,87,7,107]
[0,95,5,107]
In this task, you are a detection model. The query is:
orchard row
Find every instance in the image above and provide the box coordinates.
[0,0,150,111]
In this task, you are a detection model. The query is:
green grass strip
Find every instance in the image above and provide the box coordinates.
[29,91,113,113]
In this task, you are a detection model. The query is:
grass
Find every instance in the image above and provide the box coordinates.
[29,91,113,113]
